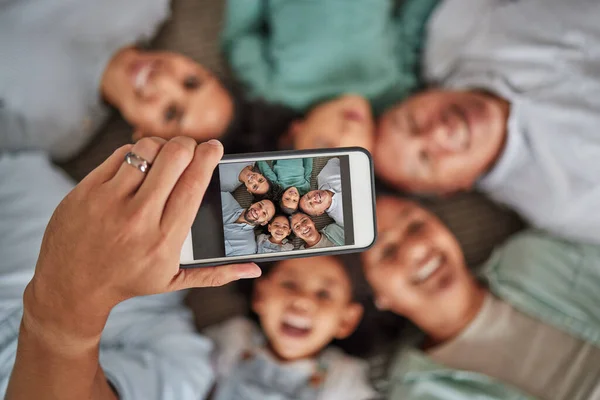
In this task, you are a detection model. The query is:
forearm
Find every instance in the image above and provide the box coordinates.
[6,284,116,400]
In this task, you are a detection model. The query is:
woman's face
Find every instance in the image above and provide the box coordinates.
[362,197,477,321]
[289,95,375,153]
[101,48,233,142]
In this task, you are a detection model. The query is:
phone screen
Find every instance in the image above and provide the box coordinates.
[190,155,355,261]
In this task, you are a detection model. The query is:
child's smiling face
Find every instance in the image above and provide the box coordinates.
[281,187,300,213]
[267,216,292,243]
[288,95,375,153]
[253,257,363,361]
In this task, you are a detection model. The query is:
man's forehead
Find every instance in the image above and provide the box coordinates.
[377,199,419,231]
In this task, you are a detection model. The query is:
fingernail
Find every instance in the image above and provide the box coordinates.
[207,139,222,147]
[239,265,262,279]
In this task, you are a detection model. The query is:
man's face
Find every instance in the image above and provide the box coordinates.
[243,168,269,195]
[374,90,509,194]
[290,213,320,245]
[289,95,375,153]
[245,200,275,226]
[362,197,476,321]
[268,216,292,243]
[253,257,363,361]
[299,190,333,217]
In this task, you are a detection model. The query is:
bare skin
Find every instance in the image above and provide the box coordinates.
[362,196,486,345]
[6,137,261,400]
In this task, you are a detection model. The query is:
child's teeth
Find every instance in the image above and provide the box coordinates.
[284,315,312,330]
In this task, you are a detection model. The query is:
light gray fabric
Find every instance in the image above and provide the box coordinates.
[425,0,600,245]
[0,0,171,160]
[219,161,254,193]
[317,157,344,228]
[221,191,257,256]
[300,233,335,250]
[428,293,600,400]
[0,152,216,399]
[205,317,377,400]
[256,234,294,254]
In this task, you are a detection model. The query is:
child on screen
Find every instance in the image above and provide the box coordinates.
[256,215,295,254]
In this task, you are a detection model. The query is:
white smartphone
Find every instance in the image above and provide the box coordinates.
[180,147,376,267]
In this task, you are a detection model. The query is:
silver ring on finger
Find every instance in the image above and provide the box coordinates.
[124,152,151,173]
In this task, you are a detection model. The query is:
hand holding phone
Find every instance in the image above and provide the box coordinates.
[180,148,377,267]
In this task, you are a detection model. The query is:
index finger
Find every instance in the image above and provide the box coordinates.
[161,140,223,241]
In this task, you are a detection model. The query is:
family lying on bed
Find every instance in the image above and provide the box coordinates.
[3,0,600,399]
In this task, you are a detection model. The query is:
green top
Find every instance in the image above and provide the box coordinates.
[222,0,440,114]
[322,223,345,247]
[256,158,313,195]
[388,231,600,399]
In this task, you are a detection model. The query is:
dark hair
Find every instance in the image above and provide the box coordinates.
[253,179,284,203]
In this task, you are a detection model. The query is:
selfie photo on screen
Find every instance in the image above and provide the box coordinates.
[219,156,350,257]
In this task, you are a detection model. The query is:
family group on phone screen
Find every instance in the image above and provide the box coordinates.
[219,156,350,256]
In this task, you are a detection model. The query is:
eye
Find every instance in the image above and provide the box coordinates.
[407,221,425,235]
[164,105,178,122]
[281,280,297,291]
[316,289,331,300]
[183,76,200,90]
[381,244,397,261]
[408,114,420,136]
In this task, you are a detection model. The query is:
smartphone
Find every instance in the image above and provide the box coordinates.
[180,148,376,267]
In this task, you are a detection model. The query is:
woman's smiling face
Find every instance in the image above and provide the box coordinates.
[102,48,233,142]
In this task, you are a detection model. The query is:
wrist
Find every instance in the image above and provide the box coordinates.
[22,279,110,354]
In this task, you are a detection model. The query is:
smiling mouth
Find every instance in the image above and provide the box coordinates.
[132,61,156,93]
[343,109,364,123]
[314,192,322,204]
[250,209,258,220]
[280,314,313,338]
[412,253,445,284]
[300,226,312,236]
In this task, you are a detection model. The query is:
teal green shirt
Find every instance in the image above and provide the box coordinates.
[222,0,439,113]
[322,223,345,247]
[388,231,600,399]
[256,158,313,195]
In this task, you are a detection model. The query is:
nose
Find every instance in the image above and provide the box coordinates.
[145,72,186,102]
[403,239,429,267]
[291,293,316,313]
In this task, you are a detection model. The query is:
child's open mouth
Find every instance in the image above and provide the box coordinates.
[280,314,313,338]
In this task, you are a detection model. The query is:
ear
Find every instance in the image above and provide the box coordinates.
[252,278,268,316]
[335,302,364,339]
[260,220,269,226]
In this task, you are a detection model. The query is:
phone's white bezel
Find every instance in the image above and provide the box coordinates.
[180,149,375,265]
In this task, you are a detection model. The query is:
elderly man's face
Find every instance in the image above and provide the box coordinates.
[299,190,333,217]
[245,200,276,226]
[374,90,510,194]
[290,213,320,244]
[362,197,477,321]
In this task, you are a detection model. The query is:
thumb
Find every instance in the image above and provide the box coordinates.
[170,263,262,290]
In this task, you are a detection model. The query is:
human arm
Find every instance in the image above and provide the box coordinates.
[5,137,261,400]
[256,160,278,183]
[221,0,270,95]
[317,157,342,193]
[322,223,345,246]
[303,158,314,182]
